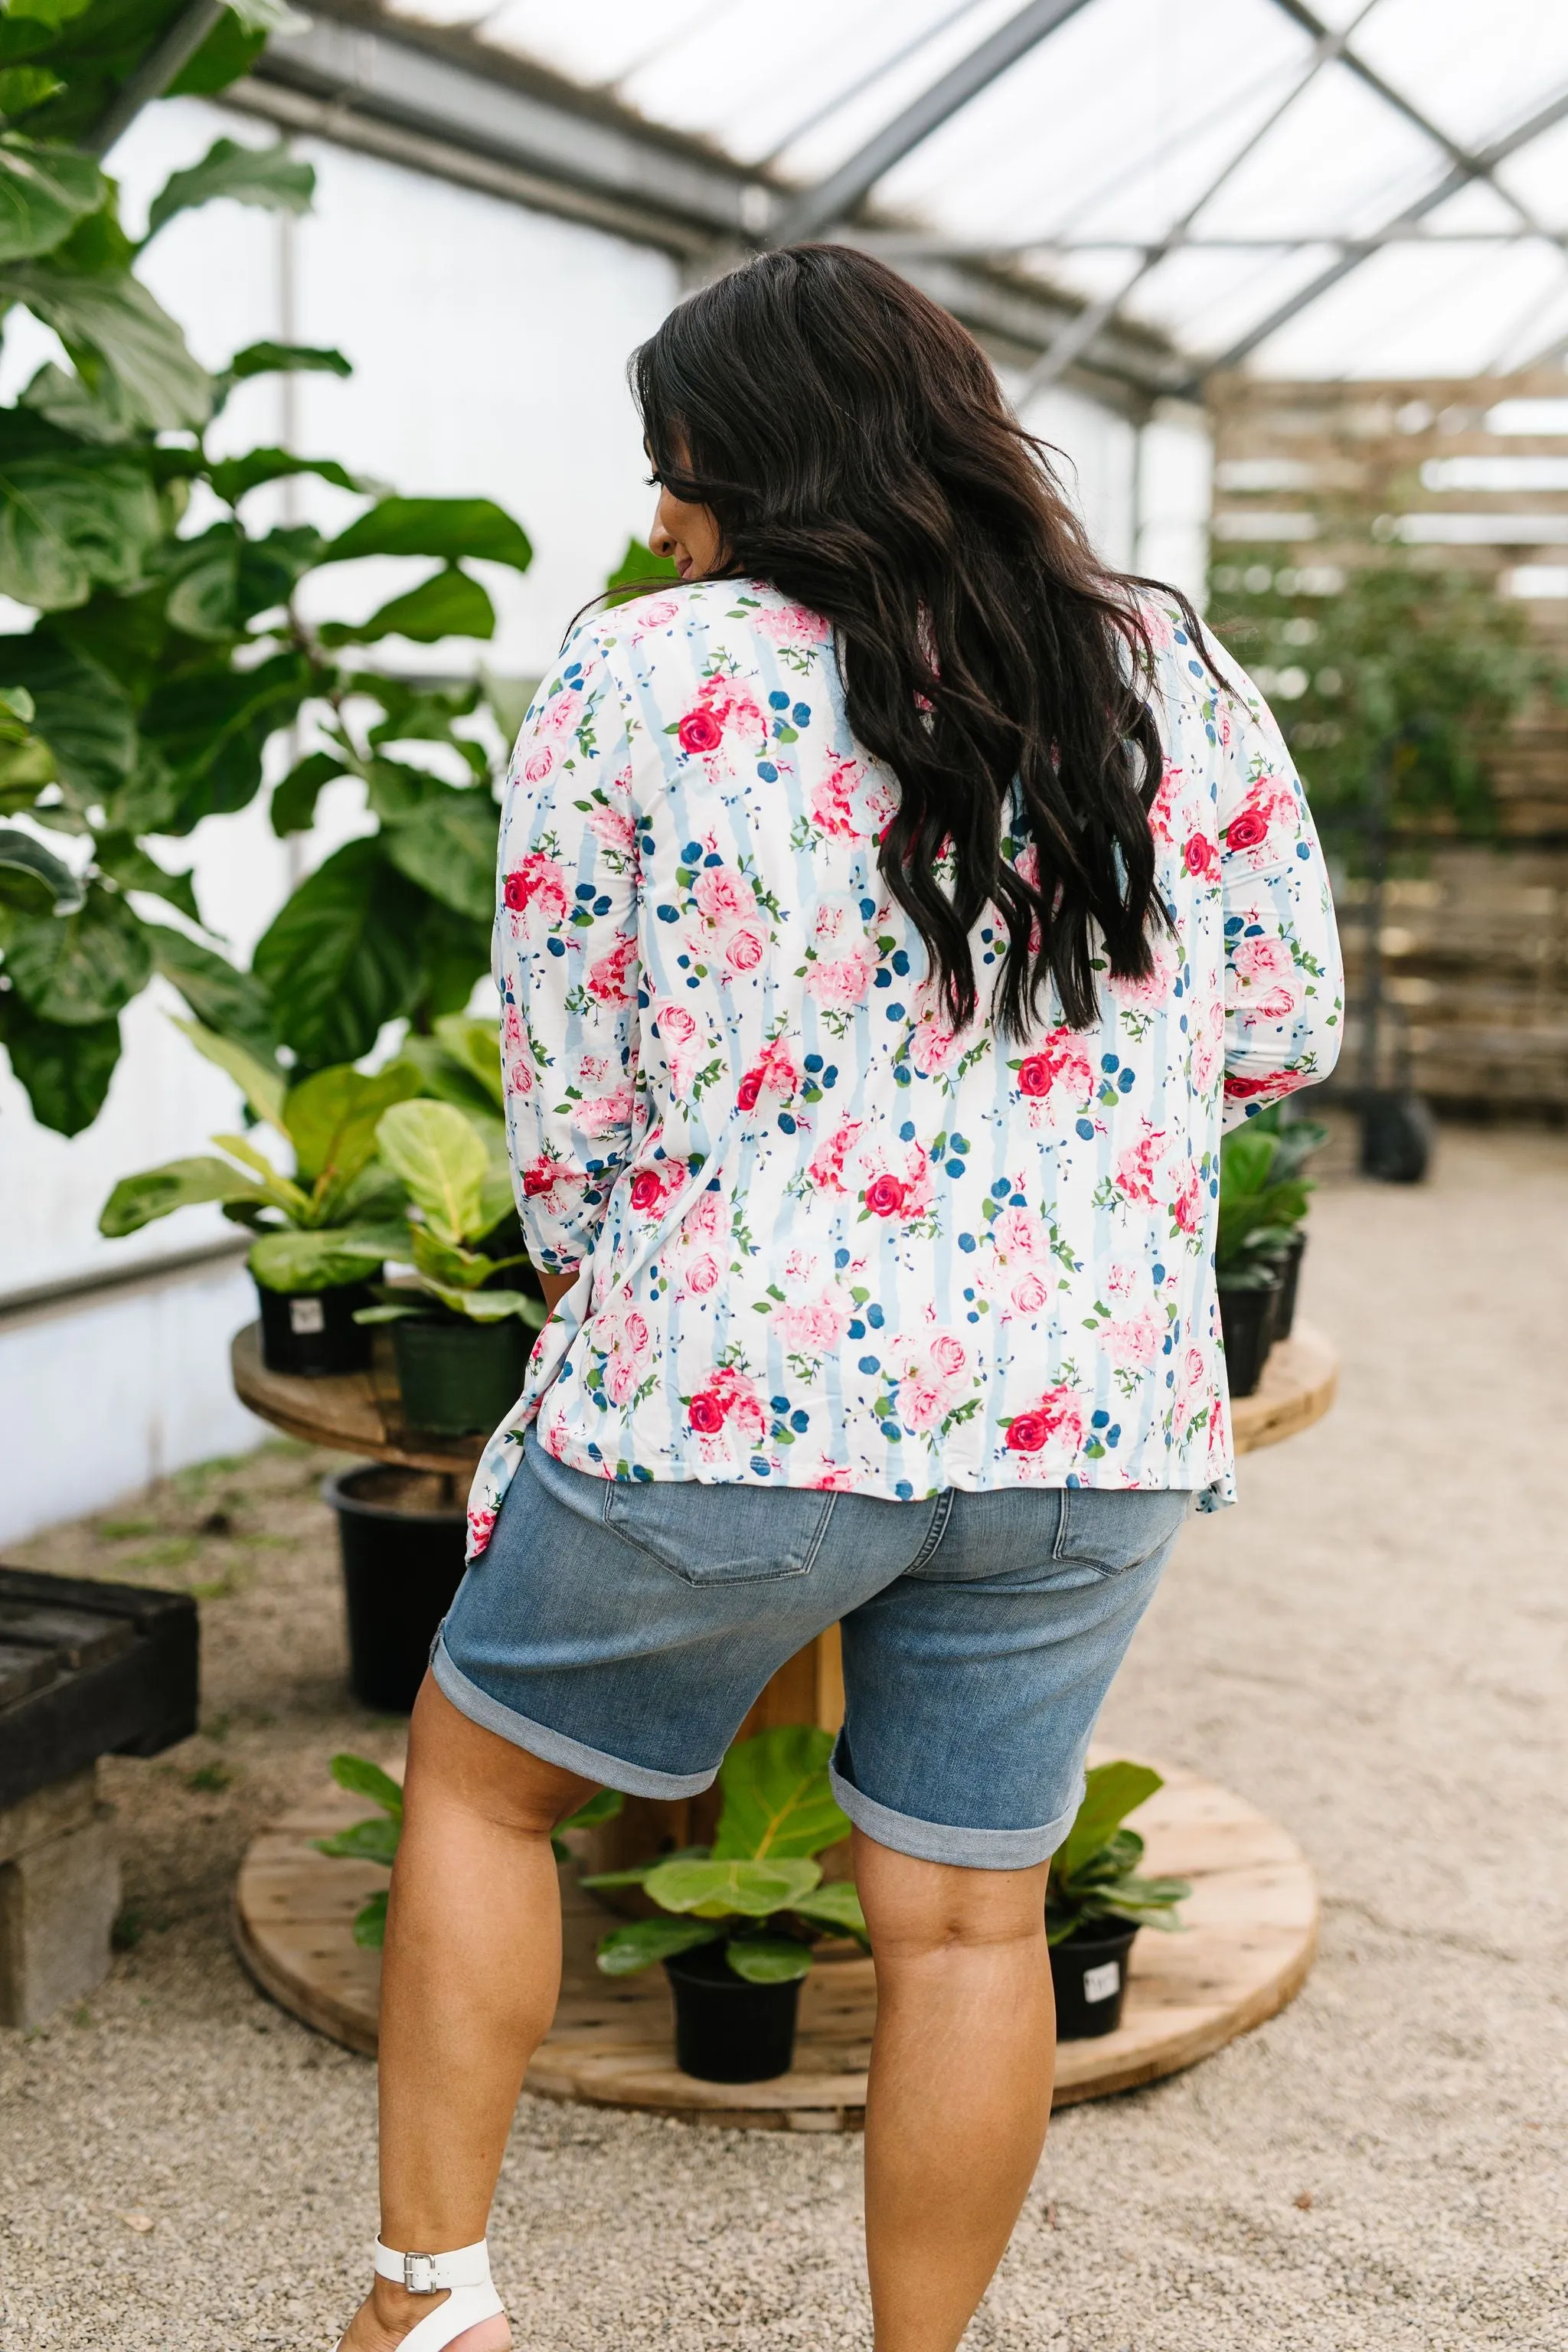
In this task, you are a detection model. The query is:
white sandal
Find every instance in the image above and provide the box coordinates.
[334,2236,510,2350]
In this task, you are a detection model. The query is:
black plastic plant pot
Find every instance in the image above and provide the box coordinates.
[1272,1231,1307,1343]
[664,1940,803,2083]
[324,1465,468,1713]
[1050,1919,1139,2040]
[390,1315,530,1437]
[254,1274,377,1378]
[1217,1278,1279,1399]
[1360,1089,1433,1184]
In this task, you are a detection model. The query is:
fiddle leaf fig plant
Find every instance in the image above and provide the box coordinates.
[0,0,532,1134]
[358,1098,543,1326]
[1046,1762,1190,1946]
[1216,1111,1325,1287]
[585,1726,870,1985]
[315,1751,622,1947]
[97,1019,417,1291]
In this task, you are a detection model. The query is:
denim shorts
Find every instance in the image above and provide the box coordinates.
[433,1432,1188,1869]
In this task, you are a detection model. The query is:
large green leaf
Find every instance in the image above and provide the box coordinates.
[789,1880,868,1942]
[0,630,135,801]
[712,1726,851,1862]
[318,565,495,648]
[328,1751,403,1818]
[90,828,196,920]
[643,1855,822,1920]
[253,837,424,1066]
[98,1152,273,1237]
[2,263,211,430]
[269,748,345,838]
[374,1097,488,1243]
[381,787,498,923]
[247,1223,399,1292]
[168,1014,286,1133]
[148,929,276,1066]
[0,819,80,910]
[213,341,351,416]
[145,136,312,240]
[205,446,368,508]
[0,443,161,610]
[312,1813,398,1867]
[140,646,312,828]
[324,496,532,573]
[3,877,149,1022]
[0,987,116,1132]
[0,134,101,262]
[595,1918,724,1977]
[432,1012,505,1109]
[18,358,135,444]
[1053,1762,1163,1883]
[283,1057,421,1191]
[723,1934,813,1984]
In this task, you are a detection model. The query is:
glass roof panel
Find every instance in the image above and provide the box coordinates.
[369,0,1568,381]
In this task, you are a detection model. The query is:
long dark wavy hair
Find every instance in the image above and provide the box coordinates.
[630,244,1217,1038]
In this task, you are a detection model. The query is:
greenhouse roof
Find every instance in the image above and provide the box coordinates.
[243,0,1568,392]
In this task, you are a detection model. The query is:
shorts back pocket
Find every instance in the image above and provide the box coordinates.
[603,1476,836,1585]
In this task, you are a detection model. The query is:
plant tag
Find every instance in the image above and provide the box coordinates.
[289,1296,326,1334]
[1082,1958,1120,2003]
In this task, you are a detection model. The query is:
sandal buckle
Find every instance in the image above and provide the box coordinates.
[403,2251,436,2295]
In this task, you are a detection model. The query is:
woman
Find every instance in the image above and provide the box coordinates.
[337,246,1340,2352]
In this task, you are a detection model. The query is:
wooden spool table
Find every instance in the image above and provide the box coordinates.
[232,1320,1337,2125]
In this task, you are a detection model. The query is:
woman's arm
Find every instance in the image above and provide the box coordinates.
[1213,673,1343,1129]
[495,632,642,1279]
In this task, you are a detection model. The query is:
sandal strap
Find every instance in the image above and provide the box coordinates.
[373,2236,492,2295]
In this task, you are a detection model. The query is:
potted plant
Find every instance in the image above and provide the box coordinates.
[1245,1107,1328,1341]
[315,1753,623,1942]
[357,1099,545,1436]
[1214,1121,1314,1394]
[1047,1762,1190,2038]
[98,1023,416,1377]
[583,1726,868,2085]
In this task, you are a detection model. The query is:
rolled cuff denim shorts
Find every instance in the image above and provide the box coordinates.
[434,1430,1189,1870]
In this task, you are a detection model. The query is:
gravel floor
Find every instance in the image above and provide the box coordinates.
[2,1117,1565,2352]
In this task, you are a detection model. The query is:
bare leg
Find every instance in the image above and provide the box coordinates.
[338,1674,597,2351]
[855,1828,1056,2352]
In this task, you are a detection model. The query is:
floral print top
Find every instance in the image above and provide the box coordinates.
[464,577,1341,1557]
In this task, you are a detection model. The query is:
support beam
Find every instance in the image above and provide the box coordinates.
[85,0,224,157]
[766,0,1094,247]
[1015,0,1371,403]
[1193,83,1568,385]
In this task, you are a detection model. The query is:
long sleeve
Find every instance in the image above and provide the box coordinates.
[495,630,642,1271]
[1213,665,1343,1130]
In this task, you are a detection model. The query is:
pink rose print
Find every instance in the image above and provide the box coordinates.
[693,864,753,929]
[467,1506,497,1555]
[629,1164,683,1218]
[1184,831,1218,879]
[752,599,831,647]
[688,1389,725,1434]
[806,948,878,1010]
[861,1146,934,1224]
[808,756,866,840]
[1103,1305,1162,1369]
[865,1172,906,1217]
[1224,1071,1285,1104]
[502,852,567,927]
[683,1252,721,1295]
[539,688,581,734]
[737,1035,800,1112]
[586,930,637,1004]
[505,1055,534,1099]
[1009,1269,1051,1316]
[1231,931,1301,1023]
[521,746,555,785]
[577,1082,635,1137]
[678,706,723,755]
[993,1204,1050,1262]
[806,1459,858,1492]
[1225,805,1269,854]
[1112,933,1177,1009]
[689,1367,768,1449]
[1106,1261,1138,1299]
[807,1119,863,1194]
[588,801,637,857]
[628,596,679,632]
[775,1292,850,1356]
[1148,759,1184,841]
[601,1303,652,1406]
[652,999,704,1094]
[1171,1164,1204,1236]
[889,1331,970,1433]
[910,1019,962,1077]
[1004,1387,1085,1456]
[1114,1126,1168,1207]
[725,926,766,972]
[1173,1344,1210,1439]
[1014,1032,1094,1122]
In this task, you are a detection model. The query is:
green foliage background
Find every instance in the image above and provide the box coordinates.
[0,0,535,1135]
